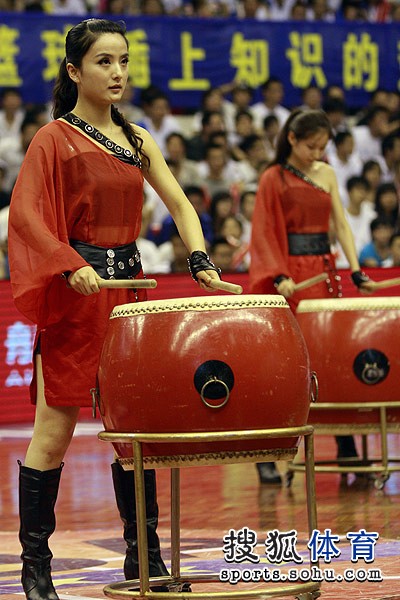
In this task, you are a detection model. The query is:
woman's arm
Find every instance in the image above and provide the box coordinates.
[137,126,220,288]
[326,164,374,291]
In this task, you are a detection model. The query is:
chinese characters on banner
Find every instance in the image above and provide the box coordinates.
[0,16,398,110]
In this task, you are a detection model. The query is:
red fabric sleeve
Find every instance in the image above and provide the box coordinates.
[249,166,291,294]
[8,126,89,327]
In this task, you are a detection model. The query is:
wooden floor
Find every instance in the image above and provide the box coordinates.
[1,422,400,600]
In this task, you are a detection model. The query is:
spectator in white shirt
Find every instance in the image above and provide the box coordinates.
[327,130,363,205]
[0,88,25,142]
[377,133,400,183]
[334,175,376,267]
[138,86,181,156]
[250,77,290,131]
[352,105,391,162]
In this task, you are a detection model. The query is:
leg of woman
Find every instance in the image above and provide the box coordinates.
[19,354,80,600]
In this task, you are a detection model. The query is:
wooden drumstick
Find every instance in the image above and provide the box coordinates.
[293,272,327,292]
[368,277,400,291]
[209,280,243,295]
[98,279,157,289]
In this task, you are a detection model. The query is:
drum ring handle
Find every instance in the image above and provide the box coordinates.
[310,371,319,403]
[200,377,230,409]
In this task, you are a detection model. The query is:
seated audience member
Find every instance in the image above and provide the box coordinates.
[334,176,376,267]
[200,143,236,198]
[0,88,25,142]
[165,132,202,188]
[0,116,42,193]
[186,110,226,162]
[375,182,400,226]
[152,185,214,246]
[115,77,144,123]
[377,133,400,182]
[0,160,11,210]
[158,224,193,273]
[290,0,307,19]
[237,134,269,184]
[220,215,249,271]
[209,236,236,272]
[228,110,257,156]
[237,185,256,245]
[138,87,181,156]
[323,97,350,138]
[262,114,279,163]
[209,190,235,237]
[361,159,383,204]
[359,216,394,267]
[388,231,400,266]
[250,77,290,131]
[327,130,363,204]
[236,0,270,20]
[352,105,391,162]
[221,82,254,133]
[191,87,233,134]
[299,85,323,110]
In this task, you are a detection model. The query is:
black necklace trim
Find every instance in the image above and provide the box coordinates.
[284,163,326,193]
[63,112,142,168]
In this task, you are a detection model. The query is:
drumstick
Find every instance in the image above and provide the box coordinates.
[209,280,243,295]
[293,272,327,292]
[369,277,400,291]
[98,279,157,289]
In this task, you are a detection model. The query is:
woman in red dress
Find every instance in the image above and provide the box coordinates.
[249,109,374,484]
[8,19,220,600]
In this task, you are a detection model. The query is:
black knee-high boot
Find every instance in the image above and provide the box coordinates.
[111,462,170,586]
[335,435,358,459]
[18,461,63,600]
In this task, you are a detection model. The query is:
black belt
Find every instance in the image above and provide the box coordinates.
[70,240,142,279]
[288,233,330,256]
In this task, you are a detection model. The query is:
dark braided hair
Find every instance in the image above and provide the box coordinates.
[52,18,149,169]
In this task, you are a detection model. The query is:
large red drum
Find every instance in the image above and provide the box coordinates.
[296,297,400,429]
[97,295,312,467]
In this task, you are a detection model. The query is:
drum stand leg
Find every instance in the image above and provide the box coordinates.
[170,468,181,582]
[133,440,150,596]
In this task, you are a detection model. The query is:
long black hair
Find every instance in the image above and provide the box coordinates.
[271,108,332,166]
[52,19,149,168]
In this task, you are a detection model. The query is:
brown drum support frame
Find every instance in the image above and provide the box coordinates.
[98,425,320,600]
[287,403,400,490]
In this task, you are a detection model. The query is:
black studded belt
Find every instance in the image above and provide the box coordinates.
[70,239,142,279]
[287,233,330,256]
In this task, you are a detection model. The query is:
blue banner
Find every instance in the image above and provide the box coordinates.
[0,13,399,110]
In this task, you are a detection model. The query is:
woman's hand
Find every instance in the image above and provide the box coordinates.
[67,266,101,295]
[276,278,296,298]
[196,268,221,292]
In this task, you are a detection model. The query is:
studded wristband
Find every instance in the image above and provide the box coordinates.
[351,270,370,288]
[273,274,289,288]
[187,250,220,281]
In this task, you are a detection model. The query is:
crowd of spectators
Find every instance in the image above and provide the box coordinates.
[0,0,399,21]
[1,77,400,279]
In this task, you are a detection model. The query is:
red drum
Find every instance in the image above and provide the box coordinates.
[97,295,312,467]
[296,297,400,429]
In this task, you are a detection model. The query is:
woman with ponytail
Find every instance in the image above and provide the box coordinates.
[249,109,375,485]
[8,18,219,599]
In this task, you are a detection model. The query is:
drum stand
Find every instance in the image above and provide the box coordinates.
[287,401,400,490]
[98,426,321,600]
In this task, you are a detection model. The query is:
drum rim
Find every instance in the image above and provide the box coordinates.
[109,294,289,318]
[297,296,400,313]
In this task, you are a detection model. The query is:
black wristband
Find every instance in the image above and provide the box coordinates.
[273,274,289,288]
[351,270,370,288]
[187,250,220,281]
